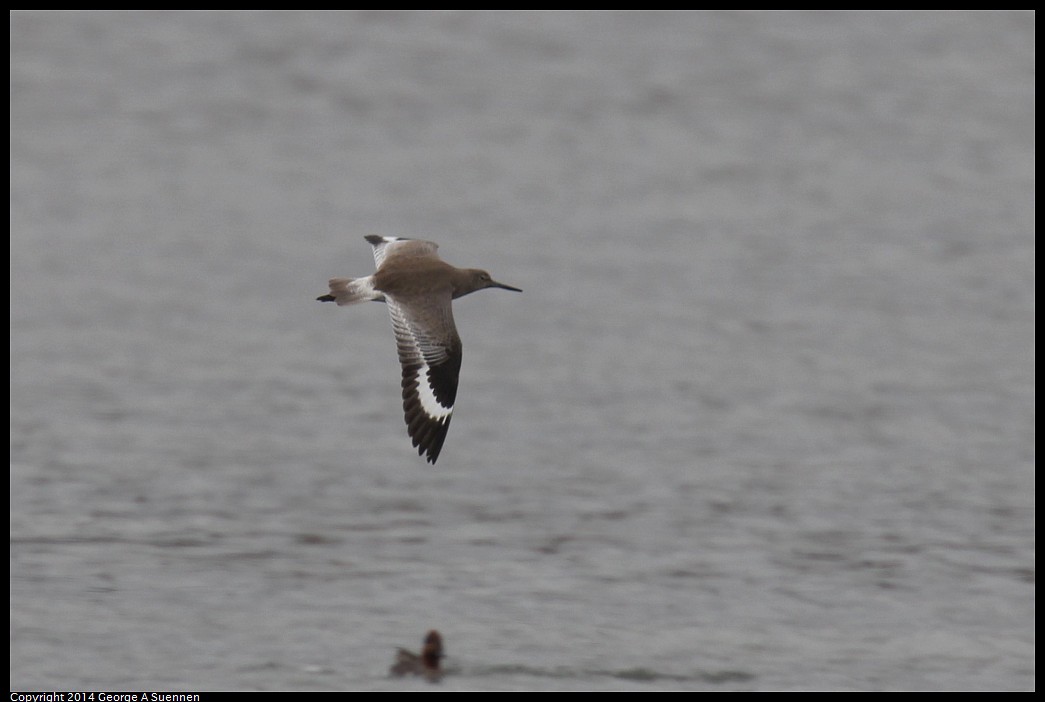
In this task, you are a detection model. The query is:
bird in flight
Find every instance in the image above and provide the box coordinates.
[318,235,521,463]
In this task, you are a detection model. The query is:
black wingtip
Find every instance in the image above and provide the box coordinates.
[317,294,335,302]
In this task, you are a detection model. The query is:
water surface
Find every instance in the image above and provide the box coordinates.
[10,10,1035,690]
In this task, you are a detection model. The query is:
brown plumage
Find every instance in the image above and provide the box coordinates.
[389,629,444,682]
[318,236,520,463]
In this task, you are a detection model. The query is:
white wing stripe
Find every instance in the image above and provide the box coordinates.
[388,300,454,421]
[413,364,453,420]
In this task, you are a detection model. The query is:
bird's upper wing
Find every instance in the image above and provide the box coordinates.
[365,235,440,269]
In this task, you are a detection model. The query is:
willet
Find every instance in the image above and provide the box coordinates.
[318,235,521,464]
[389,629,445,682]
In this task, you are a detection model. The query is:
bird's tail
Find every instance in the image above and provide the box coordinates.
[316,276,384,305]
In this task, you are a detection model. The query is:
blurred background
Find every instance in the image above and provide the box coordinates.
[10,11,1034,690]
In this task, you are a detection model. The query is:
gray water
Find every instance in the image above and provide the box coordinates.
[9,10,1035,691]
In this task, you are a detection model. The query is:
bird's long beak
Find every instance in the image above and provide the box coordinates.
[491,280,522,292]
